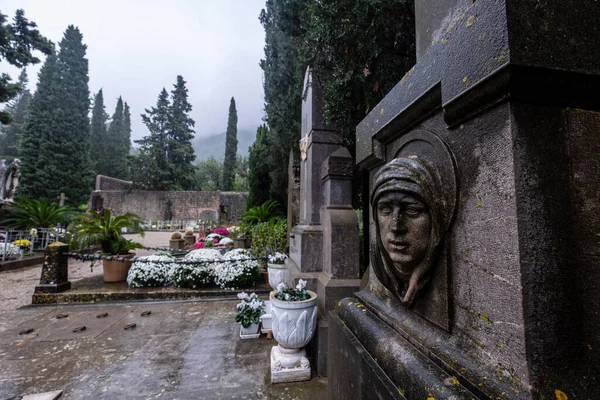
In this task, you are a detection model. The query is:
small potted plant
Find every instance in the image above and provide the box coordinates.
[12,239,32,256]
[270,280,318,383]
[73,209,144,282]
[267,252,290,290]
[235,291,265,339]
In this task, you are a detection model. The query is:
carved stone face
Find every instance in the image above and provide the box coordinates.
[376,192,431,277]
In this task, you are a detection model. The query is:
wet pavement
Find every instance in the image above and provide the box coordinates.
[0,300,327,399]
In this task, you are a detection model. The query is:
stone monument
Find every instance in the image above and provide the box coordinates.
[329,1,600,398]
[35,242,71,293]
[287,68,361,376]
[0,158,21,204]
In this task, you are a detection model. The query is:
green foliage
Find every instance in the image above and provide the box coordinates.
[89,89,109,175]
[0,70,31,157]
[19,26,93,205]
[73,209,144,255]
[106,97,129,179]
[274,281,310,301]
[0,9,53,124]
[247,124,271,208]
[249,218,287,259]
[234,292,265,328]
[243,200,282,224]
[132,76,196,190]
[195,156,222,191]
[222,97,238,191]
[1,198,74,229]
[259,0,307,206]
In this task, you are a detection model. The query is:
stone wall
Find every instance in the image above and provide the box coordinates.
[93,190,248,224]
[95,175,133,191]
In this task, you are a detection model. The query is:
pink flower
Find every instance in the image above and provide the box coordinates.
[212,238,219,243]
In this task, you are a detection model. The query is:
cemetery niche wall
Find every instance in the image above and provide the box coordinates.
[91,175,247,225]
[328,0,600,399]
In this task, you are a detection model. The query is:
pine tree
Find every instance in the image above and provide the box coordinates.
[0,69,31,158]
[168,75,196,189]
[132,88,171,190]
[247,124,271,208]
[222,97,238,191]
[0,9,53,125]
[19,26,92,205]
[89,89,109,175]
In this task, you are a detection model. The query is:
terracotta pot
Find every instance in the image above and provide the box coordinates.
[103,253,135,283]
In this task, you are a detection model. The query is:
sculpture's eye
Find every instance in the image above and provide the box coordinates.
[405,206,422,217]
[378,203,392,215]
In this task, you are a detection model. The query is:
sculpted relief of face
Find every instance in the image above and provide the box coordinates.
[376,192,431,278]
[371,157,446,306]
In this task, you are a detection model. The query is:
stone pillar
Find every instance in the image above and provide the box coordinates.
[289,67,342,273]
[35,242,71,293]
[286,150,300,243]
[329,0,600,398]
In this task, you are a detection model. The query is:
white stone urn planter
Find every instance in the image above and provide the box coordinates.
[239,322,260,339]
[269,290,318,383]
[267,263,291,290]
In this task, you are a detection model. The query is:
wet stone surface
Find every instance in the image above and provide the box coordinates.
[0,300,327,399]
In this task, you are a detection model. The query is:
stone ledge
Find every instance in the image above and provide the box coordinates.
[0,253,44,272]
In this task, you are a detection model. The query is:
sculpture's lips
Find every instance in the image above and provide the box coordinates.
[388,241,409,251]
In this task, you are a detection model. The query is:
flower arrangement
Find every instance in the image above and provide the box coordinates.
[169,263,213,288]
[184,248,223,262]
[214,249,260,289]
[12,239,32,250]
[275,279,310,301]
[267,252,288,265]
[213,227,230,236]
[235,292,265,328]
[2,242,21,258]
[127,252,174,287]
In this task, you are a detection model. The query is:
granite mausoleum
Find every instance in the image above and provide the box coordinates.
[90,175,247,225]
[329,1,600,398]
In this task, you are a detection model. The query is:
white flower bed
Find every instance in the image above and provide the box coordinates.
[170,249,220,288]
[214,249,260,289]
[183,248,223,262]
[127,253,174,287]
[1,243,21,259]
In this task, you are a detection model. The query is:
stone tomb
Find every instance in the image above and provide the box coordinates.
[329,0,600,398]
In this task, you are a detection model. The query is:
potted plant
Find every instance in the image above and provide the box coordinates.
[267,252,290,290]
[74,209,144,282]
[235,292,265,339]
[270,280,318,383]
[12,239,32,256]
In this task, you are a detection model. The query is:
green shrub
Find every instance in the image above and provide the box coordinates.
[249,218,287,259]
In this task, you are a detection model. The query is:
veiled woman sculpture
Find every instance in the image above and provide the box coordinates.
[370,156,451,306]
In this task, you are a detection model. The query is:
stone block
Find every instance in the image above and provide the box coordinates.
[35,242,71,294]
[289,225,323,273]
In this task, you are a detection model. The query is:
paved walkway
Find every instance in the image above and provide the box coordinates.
[0,232,179,311]
[0,300,327,399]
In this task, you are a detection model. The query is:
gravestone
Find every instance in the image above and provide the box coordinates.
[287,68,361,376]
[329,1,600,398]
[35,242,71,293]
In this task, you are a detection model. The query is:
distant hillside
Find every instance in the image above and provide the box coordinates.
[193,128,256,162]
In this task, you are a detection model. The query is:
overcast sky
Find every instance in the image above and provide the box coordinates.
[0,0,266,141]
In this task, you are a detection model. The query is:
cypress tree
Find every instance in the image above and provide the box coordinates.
[0,69,32,158]
[19,25,92,205]
[121,102,132,179]
[168,75,196,189]
[89,89,109,175]
[106,96,124,178]
[222,97,238,191]
[19,53,60,200]
[247,124,271,208]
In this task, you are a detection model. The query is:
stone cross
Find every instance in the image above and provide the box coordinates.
[57,192,68,206]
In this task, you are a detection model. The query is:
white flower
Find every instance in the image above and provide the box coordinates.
[276,282,287,292]
[296,279,307,290]
[237,292,249,300]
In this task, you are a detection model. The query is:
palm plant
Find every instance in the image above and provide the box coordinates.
[243,200,282,224]
[1,198,75,229]
[73,209,145,255]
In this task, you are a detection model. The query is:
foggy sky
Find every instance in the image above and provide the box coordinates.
[0,0,266,141]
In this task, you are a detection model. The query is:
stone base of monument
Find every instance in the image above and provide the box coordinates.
[289,225,323,272]
[329,297,477,399]
[35,282,72,293]
[270,345,311,384]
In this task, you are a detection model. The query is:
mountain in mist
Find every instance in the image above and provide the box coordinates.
[193,128,256,162]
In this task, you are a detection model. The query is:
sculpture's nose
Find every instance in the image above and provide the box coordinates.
[391,207,408,232]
